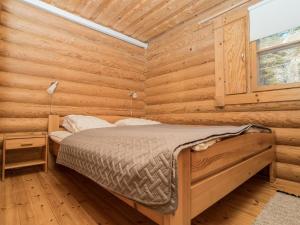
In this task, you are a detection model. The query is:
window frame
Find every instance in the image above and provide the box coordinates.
[213,4,300,107]
[250,39,300,92]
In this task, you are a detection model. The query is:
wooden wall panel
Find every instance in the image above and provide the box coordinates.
[0,0,145,133]
[3,0,143,58]
[145,0,300,188]
[40,0,226,42]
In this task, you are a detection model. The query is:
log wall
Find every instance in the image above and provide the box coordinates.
[1,0,299,190]
[145,1,300,187]
[0,0,145,133]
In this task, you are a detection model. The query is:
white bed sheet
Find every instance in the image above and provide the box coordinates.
[49,131,72,143]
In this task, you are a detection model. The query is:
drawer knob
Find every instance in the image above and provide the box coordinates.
[21,143,33,147]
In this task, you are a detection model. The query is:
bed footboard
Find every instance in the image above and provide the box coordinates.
[190,147,274,218]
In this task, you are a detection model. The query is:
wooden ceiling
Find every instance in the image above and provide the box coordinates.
[42,0,225,42]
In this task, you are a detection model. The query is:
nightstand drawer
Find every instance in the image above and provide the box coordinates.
[5,137,46,150]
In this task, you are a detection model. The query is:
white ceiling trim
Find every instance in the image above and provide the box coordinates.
[21,0,148,49]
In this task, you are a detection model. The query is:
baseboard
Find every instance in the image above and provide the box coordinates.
[273,178,300,197]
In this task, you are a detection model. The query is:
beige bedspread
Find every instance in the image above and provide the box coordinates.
[57,124,270,213]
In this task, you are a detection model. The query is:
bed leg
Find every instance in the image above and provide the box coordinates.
[269,161,276,183]
[162,149,191,225]
[269,145,276,183]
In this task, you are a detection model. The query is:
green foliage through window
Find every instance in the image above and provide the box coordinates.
[258,26,300,86]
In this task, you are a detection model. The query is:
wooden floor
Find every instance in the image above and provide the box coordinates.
[0,167,277,225]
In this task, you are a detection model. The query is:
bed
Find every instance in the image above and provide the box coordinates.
[48,115,275,225]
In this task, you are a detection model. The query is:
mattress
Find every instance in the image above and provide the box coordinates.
[49,131,72,143]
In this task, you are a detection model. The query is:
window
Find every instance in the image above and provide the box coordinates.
[255,26,300,89]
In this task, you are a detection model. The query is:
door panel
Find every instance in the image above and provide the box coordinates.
[223,18,247,95]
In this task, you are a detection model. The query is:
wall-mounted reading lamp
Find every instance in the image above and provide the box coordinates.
[47,81,59,115]
[129,91,138,117]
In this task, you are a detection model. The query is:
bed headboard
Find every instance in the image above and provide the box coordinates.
[48,115,61,132]
[48,115,132,132]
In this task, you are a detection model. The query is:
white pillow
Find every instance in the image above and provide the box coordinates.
[62,118,76,133]
[62,115,115,133]
[49,131,72,143]
[115,118,161,126]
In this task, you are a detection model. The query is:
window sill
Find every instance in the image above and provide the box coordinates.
[251,82,300,92]
[218,87,300,106]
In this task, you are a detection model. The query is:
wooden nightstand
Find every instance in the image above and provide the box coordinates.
[1,132,48,181]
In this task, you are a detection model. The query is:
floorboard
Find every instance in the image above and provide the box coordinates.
[0,167,276,225]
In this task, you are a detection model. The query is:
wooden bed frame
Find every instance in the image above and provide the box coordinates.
[48,115,276,225]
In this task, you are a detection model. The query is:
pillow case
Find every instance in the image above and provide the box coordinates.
[62,118,76,133]
[62,115,115,133]
[115,118,161,126]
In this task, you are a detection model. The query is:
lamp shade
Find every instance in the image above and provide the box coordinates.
[47,81,59,95]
